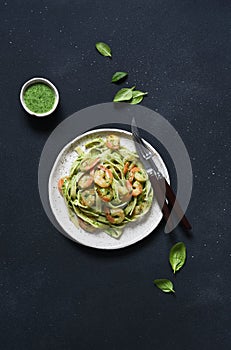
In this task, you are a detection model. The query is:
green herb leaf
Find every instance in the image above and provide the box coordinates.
[95,42,112,57]
[154,279,175,293]
[130,90,148,104]
[169,242,186,274]
[113,86,135,102]
[132,90,148,98]
[130,95,144,105]
[111,72,128,83]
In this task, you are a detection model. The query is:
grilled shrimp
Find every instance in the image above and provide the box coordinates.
[96,187,114,202]
[106,134,120,150]
[123,161,130,175]
[128,167,147,183]
[127,166,139,182]
[118,180,133,202]
[58,176,68,195]
[81,189,96,207]
[105,208,125,224]
[94,165,113,188]
[133,202,148,216]
[134,168,147,182]
[78,174,94,189]
[132,181,143,196]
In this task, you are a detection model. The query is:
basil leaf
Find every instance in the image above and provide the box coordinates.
[130,95,143,105]
[154,279,175,293]
[111,72,128,83]
[169,242,186,274]
[95,42,112,57]
[113,86,135,102]
[130,90,148,104]
[132,90,148,98]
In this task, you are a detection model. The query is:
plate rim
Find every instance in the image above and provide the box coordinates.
[48,127,170,249]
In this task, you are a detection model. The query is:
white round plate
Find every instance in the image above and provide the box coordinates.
[48,128,170,249]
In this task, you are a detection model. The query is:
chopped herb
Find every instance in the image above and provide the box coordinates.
[23,83,55,114]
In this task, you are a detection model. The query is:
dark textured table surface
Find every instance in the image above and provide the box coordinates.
[1,1,231,349]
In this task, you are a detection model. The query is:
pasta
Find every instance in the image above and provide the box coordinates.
[58,134,153,239]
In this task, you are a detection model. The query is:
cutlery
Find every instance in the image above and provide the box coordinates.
[131,118,192,232]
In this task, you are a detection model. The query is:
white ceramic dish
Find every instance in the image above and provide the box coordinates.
[20,77,59,117]
[48,128,170,249]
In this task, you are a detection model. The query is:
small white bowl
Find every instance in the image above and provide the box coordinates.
[20,77,59,117]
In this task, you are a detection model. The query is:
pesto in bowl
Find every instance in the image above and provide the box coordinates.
[20,77,59,117]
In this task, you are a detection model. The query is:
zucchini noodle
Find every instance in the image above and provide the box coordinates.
[58,134,153,239]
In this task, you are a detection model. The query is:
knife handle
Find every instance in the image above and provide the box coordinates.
[163,179,192,230]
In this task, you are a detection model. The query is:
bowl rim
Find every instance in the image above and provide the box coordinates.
[20,77,59,117]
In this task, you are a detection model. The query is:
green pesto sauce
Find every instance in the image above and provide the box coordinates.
[23,83,55,114]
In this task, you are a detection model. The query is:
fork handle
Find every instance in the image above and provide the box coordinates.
[149,176,173,231]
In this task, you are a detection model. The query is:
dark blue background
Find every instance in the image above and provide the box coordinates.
[1,1,230,349]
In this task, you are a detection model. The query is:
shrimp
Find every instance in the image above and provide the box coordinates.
[128,167,147,183]
[133,202,148,216]
[58,176,68,195]
[132,181,143,196]
[134,168,147,182]
[106,135,120,150]
[128,162,136,171]
[96,187,113,202]
[127,167,140,183]
[105,208,125,224]
[81,189,96,207]
[80,157,100,171]
[118,180,133,202]
[78,218,96,232]
[94,165,113,188]
[78,174,94,189]
[123,161,130,175]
